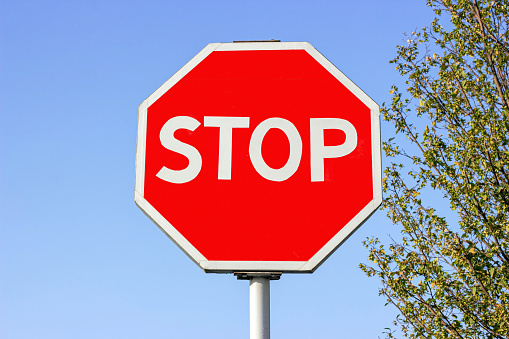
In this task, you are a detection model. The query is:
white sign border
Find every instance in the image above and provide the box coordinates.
[135,41,382,273]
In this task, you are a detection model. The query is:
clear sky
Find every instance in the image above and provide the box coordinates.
[1,1,435,338]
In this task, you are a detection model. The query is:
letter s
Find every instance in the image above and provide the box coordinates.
[156,116,202,184]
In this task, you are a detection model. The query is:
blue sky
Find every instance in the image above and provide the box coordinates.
[1,1,435,338]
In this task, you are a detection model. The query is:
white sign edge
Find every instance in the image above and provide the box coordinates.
[146,43,222,108]
[215,41,308,51]
[135,100,148,196]
[134,191,208,265]
[201,260,307,273]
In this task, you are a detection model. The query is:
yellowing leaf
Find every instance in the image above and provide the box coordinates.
[389,89,395,94]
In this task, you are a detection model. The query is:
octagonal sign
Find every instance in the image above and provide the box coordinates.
[135,41,381,273]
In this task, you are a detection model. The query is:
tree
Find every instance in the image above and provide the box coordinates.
[360,0,509,338]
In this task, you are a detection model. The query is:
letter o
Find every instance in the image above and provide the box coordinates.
[249,118,302,182]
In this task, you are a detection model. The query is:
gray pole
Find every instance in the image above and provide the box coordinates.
[250,277,270,339]
[235,272,281,339]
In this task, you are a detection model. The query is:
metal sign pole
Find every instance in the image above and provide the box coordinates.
[235,272,282,339]
[250,277,270,339]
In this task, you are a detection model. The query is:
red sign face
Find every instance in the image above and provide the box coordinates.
[135,42,381,273]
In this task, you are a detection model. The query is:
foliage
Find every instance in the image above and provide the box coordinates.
[360,0,509,338]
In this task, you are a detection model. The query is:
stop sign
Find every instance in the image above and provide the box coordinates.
[135,42,381,273]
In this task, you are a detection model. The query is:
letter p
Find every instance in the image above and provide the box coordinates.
[310,118,357,182]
